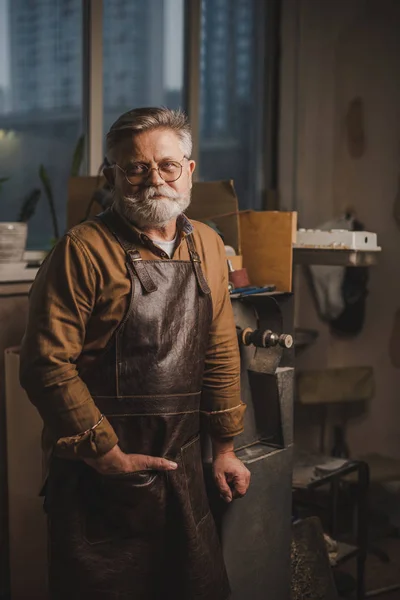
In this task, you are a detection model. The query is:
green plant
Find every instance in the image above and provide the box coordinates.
[1,136,85,242]
[37,135,85,242]
[70,134,85,177]
[39,164,59,240]
[0,177,9,193]
[0,177,41,223]
[17,188,42,223]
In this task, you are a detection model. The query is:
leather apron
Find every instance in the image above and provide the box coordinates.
[45,209,230,600]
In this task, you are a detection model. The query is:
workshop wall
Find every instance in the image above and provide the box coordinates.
[279,0,400,458]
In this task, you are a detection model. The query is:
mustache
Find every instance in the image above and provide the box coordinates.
[115,185,191,228]
[124,186,181,203]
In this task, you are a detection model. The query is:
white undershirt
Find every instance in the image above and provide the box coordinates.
[153,234,178,258]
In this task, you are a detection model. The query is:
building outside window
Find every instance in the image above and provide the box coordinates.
[0,0,83,249]
[0,0,275,249]
[198,0,267,209]
[103,0,185,136]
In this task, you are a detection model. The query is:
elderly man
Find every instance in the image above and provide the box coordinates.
[20,107,250,600]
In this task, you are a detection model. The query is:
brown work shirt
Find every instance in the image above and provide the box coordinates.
[19,209,245,460]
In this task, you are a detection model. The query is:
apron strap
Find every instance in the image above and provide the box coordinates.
[126,250,158,293]
[186,234,211,295]
[97,209,158,294]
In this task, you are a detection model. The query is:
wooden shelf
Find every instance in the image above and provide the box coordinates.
[293,247,380,266]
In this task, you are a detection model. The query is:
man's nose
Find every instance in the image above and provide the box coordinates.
[145,167,164,186]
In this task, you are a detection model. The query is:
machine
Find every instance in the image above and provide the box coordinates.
[205,291,295,600]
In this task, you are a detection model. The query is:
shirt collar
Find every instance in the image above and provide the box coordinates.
[177,213,194,236]
[110,205,194,251]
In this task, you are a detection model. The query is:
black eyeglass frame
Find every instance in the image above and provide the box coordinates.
[114,156,188,185]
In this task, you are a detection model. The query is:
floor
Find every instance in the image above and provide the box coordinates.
[2,540,400,599]
[294,479,400,599]
[337,537,400,599]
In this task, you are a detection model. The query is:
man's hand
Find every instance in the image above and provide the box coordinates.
[212,439,251,503]
[84,444,178,475]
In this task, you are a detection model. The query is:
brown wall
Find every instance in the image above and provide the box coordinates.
[280,0,400,458]
[0,283,31,597]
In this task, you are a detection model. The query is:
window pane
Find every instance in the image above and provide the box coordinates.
[0,0,83,250]
[199,0,266,209]
[103,0,185,134]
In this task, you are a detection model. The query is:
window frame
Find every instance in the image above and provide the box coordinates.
[82,0,279,206]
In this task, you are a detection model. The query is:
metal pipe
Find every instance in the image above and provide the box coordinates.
[366,584,400,597]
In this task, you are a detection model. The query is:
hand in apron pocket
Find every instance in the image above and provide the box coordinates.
[81,468,167,545]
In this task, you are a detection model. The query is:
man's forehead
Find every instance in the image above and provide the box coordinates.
[115,128,182,161]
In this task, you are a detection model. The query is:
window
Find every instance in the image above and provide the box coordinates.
[0,0,277,249]
[198,0,268,209]
[0,0,83,249]
[103,0,185,135]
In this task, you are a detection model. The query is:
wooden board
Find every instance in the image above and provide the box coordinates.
[67,176,106,229]
[229,255,242,270]
[239,210,297,292]
[296,366,374,405]
[0,286,31,597]
[187,180,241,253]
[5,348,48,599]
[68,178,242,261]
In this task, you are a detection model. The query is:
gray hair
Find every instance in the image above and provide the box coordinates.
[105,107,192,162]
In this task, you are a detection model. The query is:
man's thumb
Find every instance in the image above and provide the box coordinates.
[214,471,233,502]
[139,455,178,471]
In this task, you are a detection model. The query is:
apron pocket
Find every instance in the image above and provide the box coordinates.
[181,435,210,527]
[82,469,166,545]
[100,470,158,489]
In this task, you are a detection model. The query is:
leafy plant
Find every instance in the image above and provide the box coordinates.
[39,164,59,240]
[1,177,41,223]
[37,135,85,241]
[70,134,85,177]
[17,188,41,223]
[0,177,9,193]
[1,135,85,242]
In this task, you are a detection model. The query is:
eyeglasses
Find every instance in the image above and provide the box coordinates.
[115,156,188,185]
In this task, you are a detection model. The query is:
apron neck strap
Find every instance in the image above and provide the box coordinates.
[97,210,210,295]
[97,209,158,294]
[97,208,138,254]
[186,234,211,295]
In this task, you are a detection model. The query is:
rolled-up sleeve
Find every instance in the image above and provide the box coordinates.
[201,237,246,439]
[19,233,118,459]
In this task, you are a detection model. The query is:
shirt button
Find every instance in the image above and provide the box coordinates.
[142,235,148,242]
[161,252,168,259]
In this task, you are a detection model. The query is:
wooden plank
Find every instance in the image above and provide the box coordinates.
[188,180,241,253]
[296,366,374,405]
[239,210,297,292]
[67,176,105,229]
[5,348,48,599]
[0,288,31,597]
[68,179,243,261]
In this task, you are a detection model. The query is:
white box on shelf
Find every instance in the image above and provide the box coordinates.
[294,229,380,251]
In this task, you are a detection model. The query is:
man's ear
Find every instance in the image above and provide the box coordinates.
[188,160,196,189]
[103,163,115,188]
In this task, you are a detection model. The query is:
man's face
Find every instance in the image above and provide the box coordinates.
[109,128,196,228]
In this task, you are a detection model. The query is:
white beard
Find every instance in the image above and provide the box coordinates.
[114,185,191,228]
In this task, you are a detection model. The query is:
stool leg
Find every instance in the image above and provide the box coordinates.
[357,462,370,600]
[329,478,339,538]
